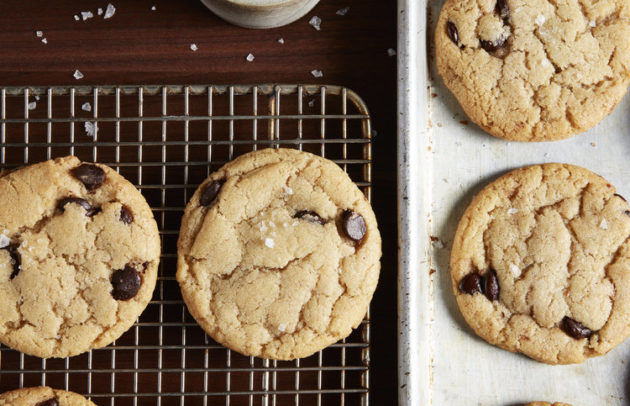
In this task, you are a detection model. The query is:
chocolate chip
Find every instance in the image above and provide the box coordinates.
[614,193,627,202]
[72,164,105,192]
[447,21,459,45]
[120,205,134,225]
[200,181,223,207]
[561,316,593,339]
[626,210,630,218]
[58,197,99,217]
[484,270,500,301]
[37,399,59,406]
[342,210,367,241]
[459,273,482,294]
[3,244,21,280]
[496,0,509,20]
[480,38,506,53]
[111,265,142,301]
[294,210,326,225]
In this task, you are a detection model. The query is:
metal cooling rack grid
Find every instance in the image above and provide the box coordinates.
[0,84,373,406]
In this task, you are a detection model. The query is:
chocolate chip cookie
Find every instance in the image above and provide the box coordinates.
[0,157,161,358]
[436,0,630,141]
[451,163,630,364]
[177,148,381,360]
[0,386,95,405]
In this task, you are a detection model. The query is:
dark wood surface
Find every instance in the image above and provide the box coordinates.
[0,0,398,403]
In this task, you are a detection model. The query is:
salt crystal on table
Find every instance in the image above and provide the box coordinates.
[190,43,198,51]
[36,31,43,37]
[84,122,97,137]
[73,70,84,80]
[151,6,156,11]
[41,38,48,44]
[336,7,350,16]
[35,96,40,101]
[308,99,316,107]
[0,234,9,249]
[309,16,321,31]
[81,11,94,21]
[98,8,103,15]
[311,69,323,78]
[74,15,80,21]
[246,53,255,62]
[81,102,92,112]
[387,48,397,56]
[104,3,116,19]
[28,102,36,111]
[277,38,285,44]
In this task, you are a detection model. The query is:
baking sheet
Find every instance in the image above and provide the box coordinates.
[399,0,630,404]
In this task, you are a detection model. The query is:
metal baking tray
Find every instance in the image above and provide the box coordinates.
[0,84,373,405]
[398,1,630,405]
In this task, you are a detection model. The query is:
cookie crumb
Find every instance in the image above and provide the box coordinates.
[309,16,322,31]
[600,219,608,230]
[104,3,116,19]
[265,238,275,248]
[336,7,350,16]
[0,234,10,249]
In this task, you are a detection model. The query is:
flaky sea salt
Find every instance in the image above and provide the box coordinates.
[265,238,275,248]
[81,102,92,112]
[246,53,255,62]
[432,239,444,249]
[277,38,285,44]
[104,3,116,19]
[510,264,521,277]
[309,16,322,31]
[600,219,609,230]
[535,14,545,26]
[28,102,37,111]
[308,99,316,107]
[36,31,43,37]
[0,234,10,249]
[74,15,80,21]
[387,48,397,57]
[190,43,198,51]
[508,208,518,215]
[589,20,596,27]
[73,69,84,80]
[84,121,97,137]
[41,38,48,44]
[278,324,286,332]
[81,11,94,21]
[98,8,103,15]
[541,58,550,67]
[151,6,157,11]
[283,186,293,195]
[311,69,323,78]
[336,7,350,16]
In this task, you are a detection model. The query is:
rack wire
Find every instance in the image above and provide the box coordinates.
[0,84,373,406]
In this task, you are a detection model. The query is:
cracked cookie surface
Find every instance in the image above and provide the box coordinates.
[0,386,95,405]
[177,148,381,360]
[436,0,630,141]
[0,157,160,358]
[451,163,630,364]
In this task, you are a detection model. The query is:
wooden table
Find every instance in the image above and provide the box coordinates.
[0,0,398,403]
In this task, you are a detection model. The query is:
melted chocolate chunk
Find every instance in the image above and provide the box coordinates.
[120,205,134,225]
[58,197,99,217]
[111,265,142,301]
[496,0,509,20]
[614,193,627,202]
[484,270,500,301]
[447,21,459,45]
[625,210,630,218]
[480,38,506,53]
[342,210,367,241]
[294,210,326,225]
[200,181,223,207]
[72,164,105,192]
[37,399,59,406]
[459,273,482,295]
[3,244,21,280]
[561,316,593,339]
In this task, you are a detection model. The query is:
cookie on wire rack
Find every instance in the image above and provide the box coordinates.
[0,157,160,358]
[435,0,630,141]
[177,148,381,360]
[0,386,95,405]
[451,163,630,364]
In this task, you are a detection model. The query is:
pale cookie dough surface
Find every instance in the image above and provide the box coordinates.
[436,0,630,141]
[177,148,381,360]
[0,157,160,358]
[0,386,95,405]
[451,163,630,364]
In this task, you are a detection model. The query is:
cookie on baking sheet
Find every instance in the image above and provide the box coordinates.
[451,163,630,364]
[525,403,572,406]
[0,157,161,358]
[0,386,95,405]
[177,148,381,360]
[435,0,630,141]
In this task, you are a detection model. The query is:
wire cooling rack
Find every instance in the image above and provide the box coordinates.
[0,84,373,406]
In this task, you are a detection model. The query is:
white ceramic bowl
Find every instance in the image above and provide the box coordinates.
[201,0,320,29]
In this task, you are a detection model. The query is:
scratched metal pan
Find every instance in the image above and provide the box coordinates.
[398,0,630,405]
